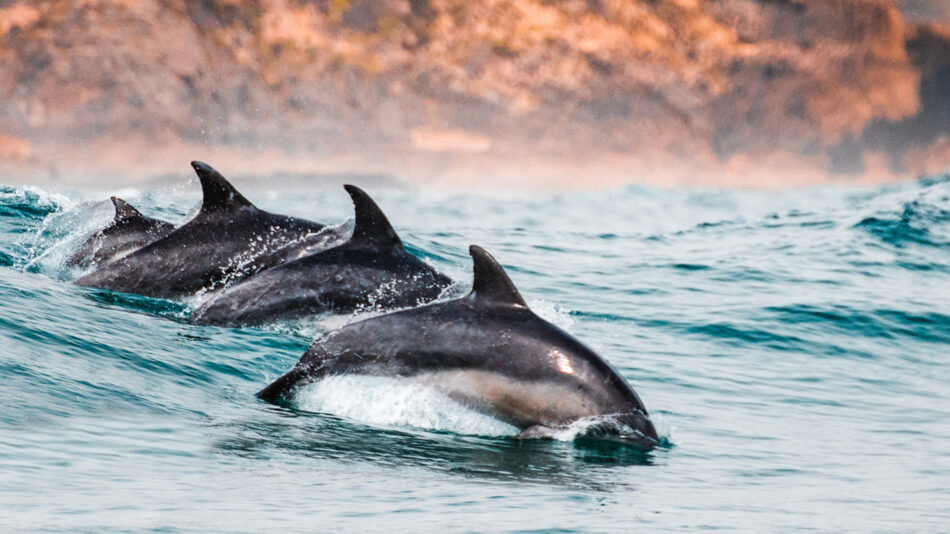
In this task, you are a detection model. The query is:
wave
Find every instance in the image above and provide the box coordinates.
[854,177,950,249]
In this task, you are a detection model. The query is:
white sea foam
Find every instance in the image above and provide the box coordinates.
[296,375,519,437]
[19,185,73,208]
[25,198,114,278]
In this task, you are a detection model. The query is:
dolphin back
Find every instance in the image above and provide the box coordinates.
[190,185,452,327]
[74,162,331,298]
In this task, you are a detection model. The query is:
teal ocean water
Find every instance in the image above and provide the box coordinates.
[1,175,948,531]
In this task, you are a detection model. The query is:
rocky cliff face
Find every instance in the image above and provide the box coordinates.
[1,0,949,186]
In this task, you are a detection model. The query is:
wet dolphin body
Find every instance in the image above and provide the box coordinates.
[75,161,340,299]
[66,197,175,269]
[190,185,453,327]
[257,246,659,446]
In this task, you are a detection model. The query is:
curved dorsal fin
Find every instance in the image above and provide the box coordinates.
[344,184,402,250]
[467,245,528,307]
[111,196,143,222]
[190,161,254,213]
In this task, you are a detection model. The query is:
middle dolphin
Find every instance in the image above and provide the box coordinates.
[75,161,340,299]
[190,185,453,327]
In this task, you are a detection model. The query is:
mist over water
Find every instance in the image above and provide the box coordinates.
[1,176,949,531]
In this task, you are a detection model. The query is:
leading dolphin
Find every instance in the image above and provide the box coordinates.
[258,246,659,446]
[190,185,453,327]
[75,161,340,299]
[66,197,174,269]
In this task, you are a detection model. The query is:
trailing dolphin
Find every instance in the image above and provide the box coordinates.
[66,197,174,269]
[257,245,659,446]
[190,185,453,327]
[75,161,340,299]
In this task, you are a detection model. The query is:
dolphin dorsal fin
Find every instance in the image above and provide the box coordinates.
[344,184,402,250]
[111,197,143,222]
[190,161,254,213]
[467,245,528,307]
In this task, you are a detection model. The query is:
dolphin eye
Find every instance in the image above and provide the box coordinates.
[549,349,575,375]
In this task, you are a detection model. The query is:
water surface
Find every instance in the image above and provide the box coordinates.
[1,176,948,531]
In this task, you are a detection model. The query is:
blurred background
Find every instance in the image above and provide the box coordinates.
[1,0,949,188]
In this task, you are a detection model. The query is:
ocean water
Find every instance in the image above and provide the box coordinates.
[1,175,948,532]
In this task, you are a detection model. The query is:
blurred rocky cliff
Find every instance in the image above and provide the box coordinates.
[1,0,949,187]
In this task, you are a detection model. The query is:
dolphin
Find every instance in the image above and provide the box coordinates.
[66,197,175,269]
[75,161,340,299]
[190,185,453,327]
[257,246,659,446]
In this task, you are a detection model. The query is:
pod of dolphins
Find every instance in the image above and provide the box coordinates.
[72,161,660,446]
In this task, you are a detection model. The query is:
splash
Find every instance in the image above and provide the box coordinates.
[295,375,520,437]
[528,299,575,330]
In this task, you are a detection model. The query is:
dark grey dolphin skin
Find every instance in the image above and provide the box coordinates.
[74,161,339,299]
[190,185,453,327]
[66,197,175,269]
[258,246,659,446]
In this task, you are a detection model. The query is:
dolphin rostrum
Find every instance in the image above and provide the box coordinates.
[258,245,659,446]
[190,185,453,327]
